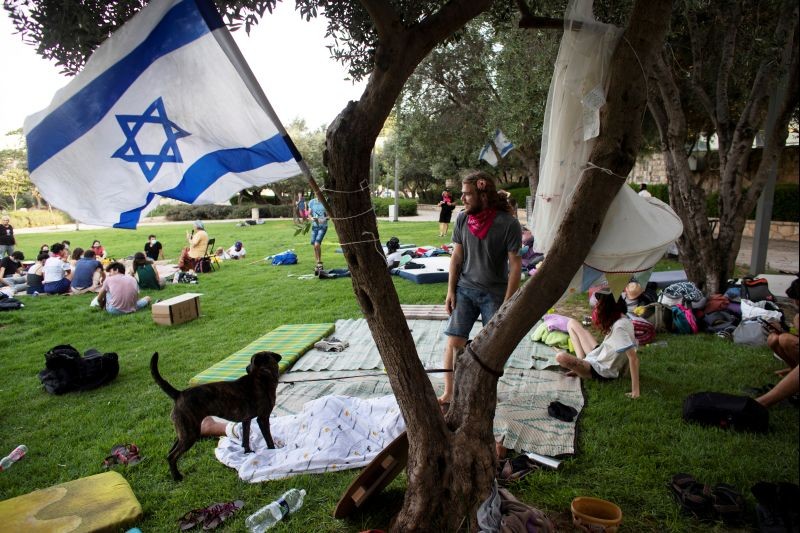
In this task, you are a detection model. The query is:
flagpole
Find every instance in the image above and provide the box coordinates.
[208,19,332,215]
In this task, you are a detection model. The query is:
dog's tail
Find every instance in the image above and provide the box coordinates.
[150,353,181,400]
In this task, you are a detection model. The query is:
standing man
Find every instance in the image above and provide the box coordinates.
[438,171,522,405]
[308,195,328,275]
[0,215,15,257]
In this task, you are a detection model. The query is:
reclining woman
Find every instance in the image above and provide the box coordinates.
[555,289,641,398]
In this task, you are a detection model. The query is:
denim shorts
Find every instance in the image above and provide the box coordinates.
[310,224,328,244]
[444,286,504,339]
[106,297,150,315]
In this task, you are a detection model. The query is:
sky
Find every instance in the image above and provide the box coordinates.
[0,3,367,141]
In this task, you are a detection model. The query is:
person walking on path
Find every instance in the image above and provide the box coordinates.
[437,190,456,237]
[308,196,328,275]
[295,193,308,223]
[438,172,522,405]
[0,215,16,257]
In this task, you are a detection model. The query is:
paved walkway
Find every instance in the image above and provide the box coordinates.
[16,205,798,274]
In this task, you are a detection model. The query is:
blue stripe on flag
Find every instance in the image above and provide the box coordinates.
[158,135,295,203]
[114,192,156,229]
[28,0,214,172]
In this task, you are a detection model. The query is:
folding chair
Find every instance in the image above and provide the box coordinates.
[201,237,217,272]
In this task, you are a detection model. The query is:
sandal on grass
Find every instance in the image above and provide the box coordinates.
[497,454,538,485]
[668,473,713,517]
[102,443,141,469]
[178,500,244,531]
[711,483,745,524]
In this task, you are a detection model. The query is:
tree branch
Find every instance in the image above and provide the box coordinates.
[358,0,403,42]
[714,0,740,152]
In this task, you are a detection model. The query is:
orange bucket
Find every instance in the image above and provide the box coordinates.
[571,496,622,533]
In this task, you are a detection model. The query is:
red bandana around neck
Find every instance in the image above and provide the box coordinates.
[467,209,497,240]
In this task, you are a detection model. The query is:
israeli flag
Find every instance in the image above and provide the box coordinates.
[24,0,303,228]
[478,129,514,167]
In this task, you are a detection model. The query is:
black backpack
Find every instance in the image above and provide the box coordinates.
[683,391,769,433]
[38,345,119,395]
[0,291,23,311]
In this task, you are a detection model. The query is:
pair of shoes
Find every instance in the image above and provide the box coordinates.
[102,443,142,468]
[752,481,800,532]
[497,454,538,485]
[668,473,745,523]
[178,500,244,531]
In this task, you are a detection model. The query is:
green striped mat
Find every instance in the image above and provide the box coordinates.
[189,323,334,385]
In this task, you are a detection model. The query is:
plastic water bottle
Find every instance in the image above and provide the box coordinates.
[0,445,28,471]
[245,488,306,532]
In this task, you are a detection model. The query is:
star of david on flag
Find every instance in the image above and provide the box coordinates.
[24,0,303,228]
[478,130,514,167]
[112,97,191,181]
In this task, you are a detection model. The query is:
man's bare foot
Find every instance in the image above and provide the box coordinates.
[200,416,227,437]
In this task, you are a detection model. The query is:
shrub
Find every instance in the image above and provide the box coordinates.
[629,183,797,222]
[503,187,530,210]
[160,204,292,221]
[372,198,418,217]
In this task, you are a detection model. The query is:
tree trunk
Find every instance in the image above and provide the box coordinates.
[649,0,798,293]
[323,0,671,529]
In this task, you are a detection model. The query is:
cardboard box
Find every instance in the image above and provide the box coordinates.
[152,293,202,325]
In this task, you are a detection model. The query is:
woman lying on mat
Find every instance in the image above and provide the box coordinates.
[555,288,640,399]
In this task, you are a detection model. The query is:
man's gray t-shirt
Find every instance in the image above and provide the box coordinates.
[452,210,522,297]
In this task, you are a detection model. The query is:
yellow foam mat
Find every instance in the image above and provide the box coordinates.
[0,471,142,532]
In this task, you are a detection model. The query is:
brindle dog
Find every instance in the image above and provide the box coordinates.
[150,351,281,480]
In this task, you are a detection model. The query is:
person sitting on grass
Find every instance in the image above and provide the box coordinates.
[131,252,164,289]
[42,243,73,295]
[555,288,641,399]
[385,237,404,268]
[90,240,107,259]
[26,252,49,295]
[91,262,151,315]
[766,277,799,376]
[71,249,105,293]
[0,251,27,293]
[227,241,246,260]
[69,247,84,268]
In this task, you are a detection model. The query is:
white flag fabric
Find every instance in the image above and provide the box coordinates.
[24,0,302,228]
[478,129,514,167]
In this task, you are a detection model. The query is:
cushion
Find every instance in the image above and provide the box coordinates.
[0,471,141,533]
[190,323,334,385]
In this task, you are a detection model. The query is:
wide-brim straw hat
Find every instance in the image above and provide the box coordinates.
[625,281,644,300]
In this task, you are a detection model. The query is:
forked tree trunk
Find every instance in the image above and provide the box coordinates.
[648,1,798,293]
[323,0,672,529]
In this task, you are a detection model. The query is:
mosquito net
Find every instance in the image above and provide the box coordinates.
[532,0,682,294]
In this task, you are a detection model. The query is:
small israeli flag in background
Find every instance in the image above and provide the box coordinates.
[478,129,514,167]
[24,0,302,228]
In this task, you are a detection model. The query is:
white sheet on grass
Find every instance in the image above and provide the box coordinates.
[215,395,405,482]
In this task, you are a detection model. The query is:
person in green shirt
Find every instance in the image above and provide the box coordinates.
[131,252,164,289]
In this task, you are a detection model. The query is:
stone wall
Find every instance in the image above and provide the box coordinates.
[628,145,800,187]
[742,220,799,242]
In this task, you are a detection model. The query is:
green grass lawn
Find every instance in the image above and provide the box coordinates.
[1,219,797,532]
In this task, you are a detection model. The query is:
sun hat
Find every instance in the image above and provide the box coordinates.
[625,281,644,300]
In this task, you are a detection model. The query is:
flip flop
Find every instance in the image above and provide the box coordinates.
[178,500,244,531]
[102,443,142,468]
[497,455,539,485]
[711,483,745,524]
[668,473,713,517]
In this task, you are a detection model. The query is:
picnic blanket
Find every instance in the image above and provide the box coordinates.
[189,323,334,385]
[290,319,558,372]
[215,366,583,481]
[400,304,450,320]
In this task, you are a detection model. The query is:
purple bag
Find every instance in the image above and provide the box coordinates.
[543,313,570,333]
